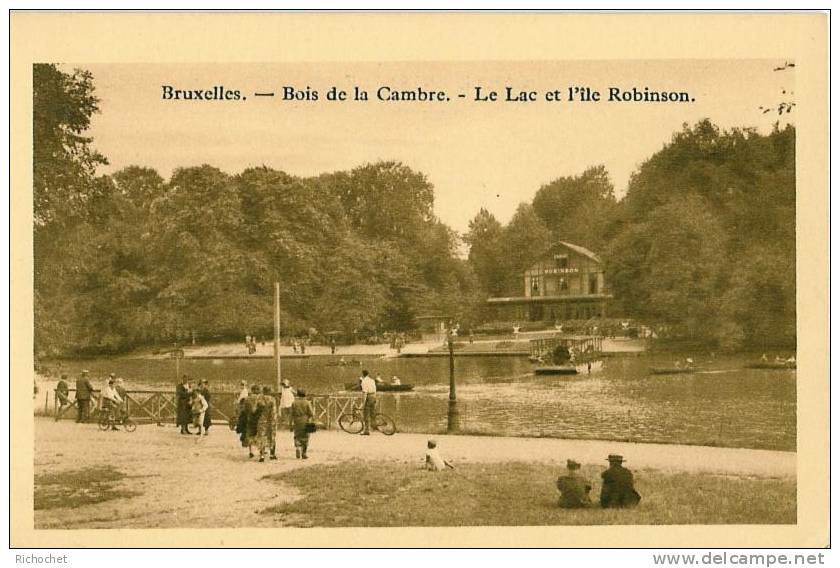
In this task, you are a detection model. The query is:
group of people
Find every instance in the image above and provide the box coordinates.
[55,370,129,424]
[244,335,261,354]
[423,440,641,510]
[234,379,315,461]
[556,454,642,509]
[175,376,212,435]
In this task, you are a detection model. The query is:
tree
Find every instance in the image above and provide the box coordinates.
[531,165,619,251]
[497,204,552,295]
[33,64,107,228]
[33,64,108,355]
[464,208,505,297]
[604,120,795,349]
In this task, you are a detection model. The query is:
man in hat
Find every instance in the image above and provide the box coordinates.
[556,459,593,508]
[600,454,641,508]
[75,370,94,423]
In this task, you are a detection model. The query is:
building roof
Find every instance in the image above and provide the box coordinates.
[554,241,601,263]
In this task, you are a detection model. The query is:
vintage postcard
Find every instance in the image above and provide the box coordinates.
[9,12,829,548]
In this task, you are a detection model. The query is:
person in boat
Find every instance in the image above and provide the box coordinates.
[761,353,769,362]
[374,373,384,386]
[338,356,347,366]
[674,360,682,369]
[685,357,694,367]
[786,355,796,364]
[391,375,401,386]
[600,454,641,508]
[556,459,592,508]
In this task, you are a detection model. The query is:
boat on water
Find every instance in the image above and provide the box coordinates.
[534,365,578,376]
[343,382,414,392]
[326,359,362,367]
[649,367,698,375]
[530,335,603,377]
[745,361,796,370]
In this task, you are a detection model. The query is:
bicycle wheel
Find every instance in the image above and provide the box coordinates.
[98,414,111,431]
[338,412,363,434]
[122,419,137,433]
[374,413,396,436]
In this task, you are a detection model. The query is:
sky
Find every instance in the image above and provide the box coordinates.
[82,60,793,233]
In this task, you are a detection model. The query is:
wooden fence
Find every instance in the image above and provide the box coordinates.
[48,389,364,430]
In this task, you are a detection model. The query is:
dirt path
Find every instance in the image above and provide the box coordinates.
[34,419,794,528]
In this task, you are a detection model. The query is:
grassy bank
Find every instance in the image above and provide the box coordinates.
[34,466,141,511]
[262,461,795,527]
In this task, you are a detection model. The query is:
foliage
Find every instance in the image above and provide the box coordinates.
[466,119,796,350]
[32,65,796,354]
[532,165,620,251]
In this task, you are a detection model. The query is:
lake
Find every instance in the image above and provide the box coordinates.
[43,352,796,451]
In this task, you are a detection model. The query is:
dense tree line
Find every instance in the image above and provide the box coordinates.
[466,120,796,350]
[34,64,795,355]
[34,64,481,356]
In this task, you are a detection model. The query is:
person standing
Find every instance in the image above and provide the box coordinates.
[600,454,641,508]
[556,459,593,508]
[197,379,212,434]
[278,379,295,431]
[190,389,209,436]
[245,385,263,459]
[256,386,278,462]
[290,388,315,459]
[55,375,71,421]
[175,375,192,434]
[75,370,94,423]
[359,370,377,435]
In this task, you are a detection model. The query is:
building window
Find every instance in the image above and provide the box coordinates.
[530,276,540,296]
[559,277,568,291]
[589,274,598,294]
[555,255,569,269]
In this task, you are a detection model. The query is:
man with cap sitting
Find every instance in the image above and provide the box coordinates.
[600,454,641,508]
[556,459,593,508]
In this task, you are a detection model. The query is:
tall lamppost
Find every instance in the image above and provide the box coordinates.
[447,327,460,432]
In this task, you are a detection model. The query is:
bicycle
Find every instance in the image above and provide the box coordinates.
[337,401,396,435]
[98,406,137,432]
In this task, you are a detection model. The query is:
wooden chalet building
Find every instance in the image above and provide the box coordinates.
[484,241,611,322]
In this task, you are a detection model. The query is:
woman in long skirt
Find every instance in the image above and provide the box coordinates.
[255,386,277,462]
[245,385,263,459]
[290,388,315,459]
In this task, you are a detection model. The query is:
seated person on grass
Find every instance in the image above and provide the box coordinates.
[600,454,641,508]
[425,439,454,471]
[556,459,592,508]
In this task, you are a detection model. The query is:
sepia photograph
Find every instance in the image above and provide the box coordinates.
[9,11,829,549]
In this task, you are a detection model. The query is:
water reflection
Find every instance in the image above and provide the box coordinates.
[47,353,795,451]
